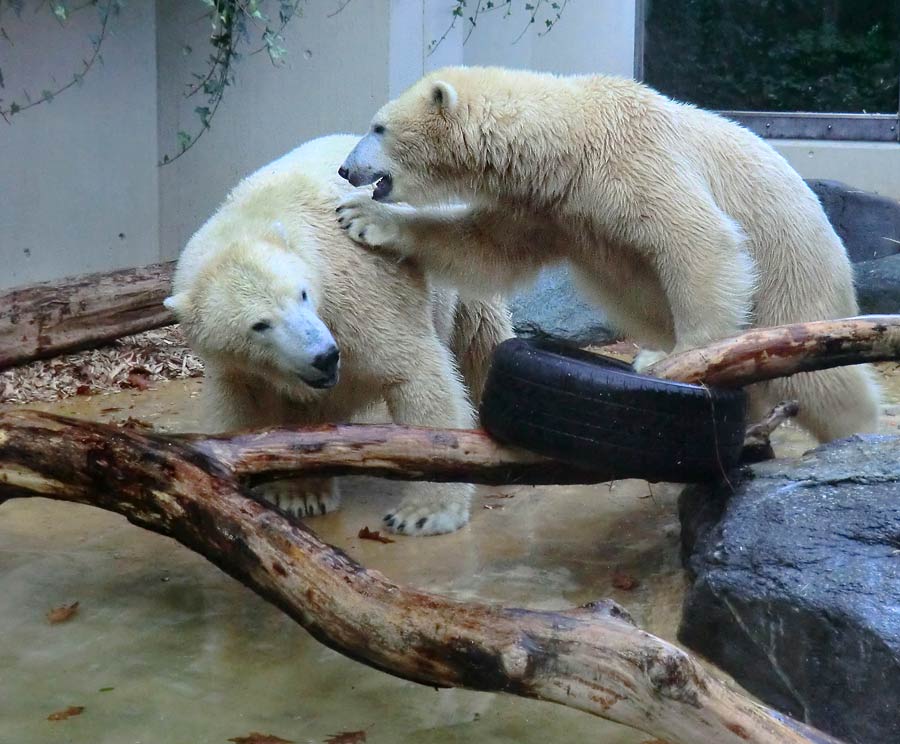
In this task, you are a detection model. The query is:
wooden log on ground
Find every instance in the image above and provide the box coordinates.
[192,424,613,486]
[0,410,842,744]
[0,261,175,370]
[646,315,900,386]
[187,410,793,486]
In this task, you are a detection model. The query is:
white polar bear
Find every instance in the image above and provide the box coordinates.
[336,65,881,443]
[166,134,512,535]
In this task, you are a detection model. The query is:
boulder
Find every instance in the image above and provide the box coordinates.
[508,265,616,345]
[854,254,900,314]
[679,435,900,744]
[807,179,900,263]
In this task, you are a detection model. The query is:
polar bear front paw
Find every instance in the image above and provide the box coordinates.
[382,485,472,536]
[633,348,669,374]
[253,478,340,519]
[336,193,409,249]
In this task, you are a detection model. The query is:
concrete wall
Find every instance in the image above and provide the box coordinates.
[0,4,159,289]
[461,0,636,78]
[386,0,636,96]
[156,0,392,258]
[775,141,900,202]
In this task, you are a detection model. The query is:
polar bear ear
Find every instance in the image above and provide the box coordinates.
[430,80,458,113]
[270,220,290,244]
[163,293,187,315]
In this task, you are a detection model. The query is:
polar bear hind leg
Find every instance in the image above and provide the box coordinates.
[765,366,881,443]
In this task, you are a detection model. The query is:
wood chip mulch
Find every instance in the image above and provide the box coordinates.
[1,327,204,405]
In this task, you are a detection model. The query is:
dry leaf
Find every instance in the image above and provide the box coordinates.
[119,416,153,431]
[125,367,152,390]
[358,527,394,544]
[324,732,367,744]
[48,706,84,721]
[47,601,79,624]
[482,503,505,510]
[612,573,640,591]
[227,734,294,744]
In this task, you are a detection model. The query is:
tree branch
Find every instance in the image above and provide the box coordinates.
[645,316,900,386]
[191,424,613,486]
[0,409,843,744]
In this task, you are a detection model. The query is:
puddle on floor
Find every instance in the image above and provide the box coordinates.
[3,366,898,744]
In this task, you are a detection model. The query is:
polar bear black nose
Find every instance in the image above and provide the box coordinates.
[312,346,340,375]
[338,165,350,181]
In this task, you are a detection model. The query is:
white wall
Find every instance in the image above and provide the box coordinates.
[775,141,900,202]
[387,0,636,97]
[0,3,159,289]
[461,0,636,78]
[155,0,392,258]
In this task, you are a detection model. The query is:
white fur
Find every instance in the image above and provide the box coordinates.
[171,134,513,534]
[339,66,881,442]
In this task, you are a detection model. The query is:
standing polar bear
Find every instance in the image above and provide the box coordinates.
[337,66,881,443]
[167,134,512,535]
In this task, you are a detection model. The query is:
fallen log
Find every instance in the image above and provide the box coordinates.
[191,408,797,489]
[0,410,842,744]
[0,261,175,370]
[646,315,900,385]
[192,424,613,486]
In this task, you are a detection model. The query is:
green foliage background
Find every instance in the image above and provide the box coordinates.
[644,0,900,113]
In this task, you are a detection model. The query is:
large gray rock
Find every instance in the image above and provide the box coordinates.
[807,179,900,263]
[854,254,900,314]
[679,435,900,744]
[508,265,616,344]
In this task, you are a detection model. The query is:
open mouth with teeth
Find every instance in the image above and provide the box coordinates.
[372,173,393,201]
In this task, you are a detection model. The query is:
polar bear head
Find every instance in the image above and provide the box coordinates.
[165,226,340,390]
[339,67,484,205]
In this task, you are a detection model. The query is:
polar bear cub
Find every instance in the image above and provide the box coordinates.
[337,65,881,443]
[167,134,512,535]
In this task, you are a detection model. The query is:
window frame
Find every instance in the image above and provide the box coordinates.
[633,0,900,143]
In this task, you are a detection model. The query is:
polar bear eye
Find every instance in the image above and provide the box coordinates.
[372,124,385,135]
[251,320,272,333]
[301,290,308,302]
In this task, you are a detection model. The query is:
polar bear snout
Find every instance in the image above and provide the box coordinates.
[339,132,393,199]
[310,347,340,383]
[274,304,341,390]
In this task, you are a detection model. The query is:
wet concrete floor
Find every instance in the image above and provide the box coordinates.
[3,367,899,744]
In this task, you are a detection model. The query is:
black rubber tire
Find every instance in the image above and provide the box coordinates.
[479,337,748,483]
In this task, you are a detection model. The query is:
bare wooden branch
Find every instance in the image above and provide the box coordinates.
[646,315,900,386]
[191,424,613,486]
[0,262,175,370]
[740,400,801,464]
[0,409,843,744]
[745,400,801,441]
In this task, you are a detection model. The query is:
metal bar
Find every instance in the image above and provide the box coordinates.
[721,112,900,142]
